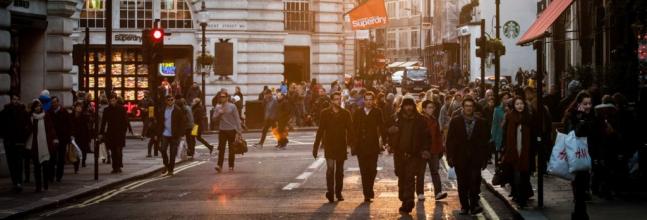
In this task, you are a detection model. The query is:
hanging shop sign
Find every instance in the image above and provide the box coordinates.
[347,0,388,30]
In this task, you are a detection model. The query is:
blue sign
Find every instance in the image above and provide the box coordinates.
[159,62,176,76]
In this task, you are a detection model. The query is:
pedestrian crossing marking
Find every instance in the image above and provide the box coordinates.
[296,172,313,180]
[282,183,301,190]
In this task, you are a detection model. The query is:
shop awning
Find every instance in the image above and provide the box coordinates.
[399,61,420,67]
[517,0,574,45]
[388,62,404,68]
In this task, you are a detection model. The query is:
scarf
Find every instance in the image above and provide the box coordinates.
[26,112,50,164]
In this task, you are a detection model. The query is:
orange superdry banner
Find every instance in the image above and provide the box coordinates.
[348,0,388,30]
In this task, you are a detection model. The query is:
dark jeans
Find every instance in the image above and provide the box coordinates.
[456,164,482,210]
[160,136,180,173]
[572,171,590,219]
[31,150,49,191]
[511,171,532,206]
[417,154,443,195]
[4,142,24,186]
[326,159,345,196]
[186,130,195,157]
[217,130,237,168]
[49,142,67,182]
[358,154,378,198]
[107,142,123,171]
[397,154,419,210]
[258,119,276,145]
[148,136,159,156]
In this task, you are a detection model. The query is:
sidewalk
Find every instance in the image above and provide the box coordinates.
[126,121,318,138]
[0,136,174,219]
[481,165,647,220]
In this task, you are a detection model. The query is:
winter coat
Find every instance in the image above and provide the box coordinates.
[425,114,444,155]
[48,107,73,145]
[155,105,186,138]
[314,107,352,160]
[388,112,430,156]
[101,105,129,147]
[1,103,31,144]
[502,111,532,172]
[352,108,386,156]
[446,114,491,169]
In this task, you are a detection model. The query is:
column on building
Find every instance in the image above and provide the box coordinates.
[0,0,11,108]
[312,0,344,85]
[342,0,356,77]
[46,0,80,106]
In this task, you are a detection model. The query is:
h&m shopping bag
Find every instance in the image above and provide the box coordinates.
[547,131,574,180]
[565,131,592,173]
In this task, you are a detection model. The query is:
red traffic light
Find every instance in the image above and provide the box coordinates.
[152,29,164,41]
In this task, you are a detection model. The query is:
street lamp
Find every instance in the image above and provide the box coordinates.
[199,0,208,107]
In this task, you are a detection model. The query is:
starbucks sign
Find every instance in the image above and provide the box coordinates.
[503,21,520,39]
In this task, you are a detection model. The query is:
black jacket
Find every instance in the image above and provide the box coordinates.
[49,107,73,145]
[1,103,30,144]
[155,105,185,138]
[352,108,386,155]
[446,114,491,169]
[388,112,430,156]
[314,107,352,160]
[101,105,129,146]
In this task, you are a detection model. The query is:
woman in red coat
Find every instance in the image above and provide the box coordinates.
[502,97,533,207]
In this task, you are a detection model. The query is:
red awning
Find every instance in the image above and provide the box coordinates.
[517,0,574,45]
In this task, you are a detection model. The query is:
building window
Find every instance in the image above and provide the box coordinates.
[399,30,409,49]
[80,0,105,28]
[387,31,396,49]
[119,0,153,29]
[284,0,314,32]
[411,0,420,16]
[387,1,396,19]
[411,29,419,49]
[161,0,193,29]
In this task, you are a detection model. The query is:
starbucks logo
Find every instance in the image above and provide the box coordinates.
[503,21,520,39]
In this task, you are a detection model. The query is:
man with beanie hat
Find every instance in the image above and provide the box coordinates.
[388,97,430,214]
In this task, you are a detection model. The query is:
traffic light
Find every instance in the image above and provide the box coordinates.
[150,28,164,63]
[475,36,488,58]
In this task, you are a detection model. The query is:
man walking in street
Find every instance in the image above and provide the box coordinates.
[212,91,243,172]
[446,97,491,215]
[388,98,430,214]
[155,95,185,176]
[419,100,448,201]
[254,90,278,148]
[351,91,386,202]
[313,91,352,203]
[48,96,72,181]
[100,95,129,174]
[1,95,30,192]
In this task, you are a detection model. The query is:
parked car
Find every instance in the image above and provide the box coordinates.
[391,70,404,86]
[401,66,430,93]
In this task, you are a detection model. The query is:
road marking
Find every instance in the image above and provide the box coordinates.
[41,161,205,217]
[282,157,326,190]
[480,197,500,220]
[282,183,301,190]
[346,166,384,172]
[295,171,313,180]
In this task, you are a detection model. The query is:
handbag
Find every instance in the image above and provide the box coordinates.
[548,131,574,180]
[191,124,199,136]
[565,131,592,173]
[232,134,248,155]
[66,144,79,164]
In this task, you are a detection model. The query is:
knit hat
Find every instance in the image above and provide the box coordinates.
[401,98,416,107]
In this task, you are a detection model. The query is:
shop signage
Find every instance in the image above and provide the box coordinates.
[347,0,388,30]
[503,20,521,39]
[159,62,176,77]
[206,22,247,31]
[114,33,142,42]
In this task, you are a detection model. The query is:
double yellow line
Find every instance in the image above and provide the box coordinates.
[42,161,205,217]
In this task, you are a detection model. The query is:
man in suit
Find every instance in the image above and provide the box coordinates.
[100,95,129,174]
[155,95,185,176]
[446,97,491,215]
[48,96,72,181]
[351,91,386,202]
[388,98,430,214]
[313,91,352,203]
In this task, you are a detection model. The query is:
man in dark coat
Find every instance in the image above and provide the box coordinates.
[155,95,185,176]
[313,91,352,203]
[1,95,30,192]
[48,96,72,182]
[100,95,129,173]
[446,97,491,215]
[388,98,430,214]
[351,91,386,202]
[254,90,278,148]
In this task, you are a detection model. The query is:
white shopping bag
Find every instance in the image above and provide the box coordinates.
[99,142,108,161]
[565,131,592,173]
[448,167,457,180]
[70,139,82,158]
[177,139,188,161]
[547,131,574,180]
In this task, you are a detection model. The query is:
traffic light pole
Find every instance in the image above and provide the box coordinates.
[535,39,545,208]
[480,19,485,99]
[105,0,113,97]
[494,0,501,106]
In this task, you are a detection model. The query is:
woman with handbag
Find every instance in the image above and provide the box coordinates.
[502,97,533,208]
[563,91,594,220]
[192,98,214,154]
[26,100,57,192]
[71,101,91,171]
[212,91,243,173]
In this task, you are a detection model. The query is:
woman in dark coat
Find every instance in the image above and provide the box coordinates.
[562,91,594,220]
[502,97,533,207]
[71,101,92,172]
[26,100,57,192]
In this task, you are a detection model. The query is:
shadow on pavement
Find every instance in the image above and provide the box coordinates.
[309,202,339,220]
